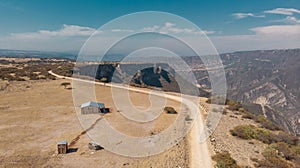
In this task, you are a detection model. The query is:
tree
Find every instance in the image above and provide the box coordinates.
[61,82,71,89]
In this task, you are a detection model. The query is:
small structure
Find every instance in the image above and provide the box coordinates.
[88,141,103,150]
[57,140,68,154]
[81,101,109,114]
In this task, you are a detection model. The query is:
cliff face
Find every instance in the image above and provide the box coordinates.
[183,49,300,135]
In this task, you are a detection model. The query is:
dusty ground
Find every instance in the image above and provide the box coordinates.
[209,108,267,167]
[0,79,190,168]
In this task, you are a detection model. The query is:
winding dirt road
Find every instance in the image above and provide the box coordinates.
[48,70,212,168]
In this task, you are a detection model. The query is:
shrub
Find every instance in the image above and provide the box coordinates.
[230,125,258,140]
[255,145,293,168]
[212,151,240,168]
[15,77,26,81]
[164,107,177,114]
[256,156,292,168]
[291,143,300,155]
[255,128,275,144]
[100,77,108,83]
[226,100,242,111]
[28,73,39,80]
[274,142,295,160]
[276,131,299,146]
[230,124,278,144]
[61,82,71,89]
[226,100,236,106]
[254,115,282,131]
[241,111,255,119]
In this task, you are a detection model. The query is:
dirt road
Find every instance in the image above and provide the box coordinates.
[48,70,212,168]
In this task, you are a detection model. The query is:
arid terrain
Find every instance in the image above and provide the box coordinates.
[0,77,194,167]
[1,57,299,168]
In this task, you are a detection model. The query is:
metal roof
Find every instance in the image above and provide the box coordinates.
[80,101,105,108]
[57,140,68,145]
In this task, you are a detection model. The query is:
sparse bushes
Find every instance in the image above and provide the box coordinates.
[238,108,245,112]
[254,115,282,131]
[230,124,280,144]
[52,63,74,77]
[164,107,177,114]
[255,144,294,168]
[274,142,296,160]
[28,73,39,80]
[255,128,276,144]
[226,100,242,111]
[231,124,299,146]
[276,131,299,146]
[291,143,300,155]
[0,61,70,81]
[224,99,300,168]
[212,151,241,168]
[231,125,300,167]
[256,155,292,168]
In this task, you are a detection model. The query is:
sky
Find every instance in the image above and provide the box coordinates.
[0,0,300,54]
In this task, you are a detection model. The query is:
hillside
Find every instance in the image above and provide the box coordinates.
[209,99,300,168]
[183,49,300,135]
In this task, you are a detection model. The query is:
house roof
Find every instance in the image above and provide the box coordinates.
[81,101,105,108]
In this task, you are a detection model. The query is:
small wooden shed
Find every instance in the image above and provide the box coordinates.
[57,140,68,154]
[81,101,109,114]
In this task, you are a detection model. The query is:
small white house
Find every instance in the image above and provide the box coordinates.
[80,101,108,114]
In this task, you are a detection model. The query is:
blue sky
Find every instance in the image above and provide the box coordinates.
[0,0,300,54]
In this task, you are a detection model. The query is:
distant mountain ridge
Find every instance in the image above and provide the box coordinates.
[0,49,77,60]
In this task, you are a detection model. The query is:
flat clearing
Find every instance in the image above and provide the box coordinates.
[0,79,190,168]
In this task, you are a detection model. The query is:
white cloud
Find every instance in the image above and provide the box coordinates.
[143,22,215,35]
[10,24,98,39]
[250,24,300,36]
[143,25,160,32]
[209,24,300,53]
[111,29,134,33]
[202,30,216,35]
[232,13,265,19]
[264,8,300,15]
[271,16,300,24]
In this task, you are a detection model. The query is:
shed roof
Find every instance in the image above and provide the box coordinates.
[57,140,68,145]
[81,101,105,108]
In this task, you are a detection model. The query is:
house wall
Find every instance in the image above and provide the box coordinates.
[58,144,68,154]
